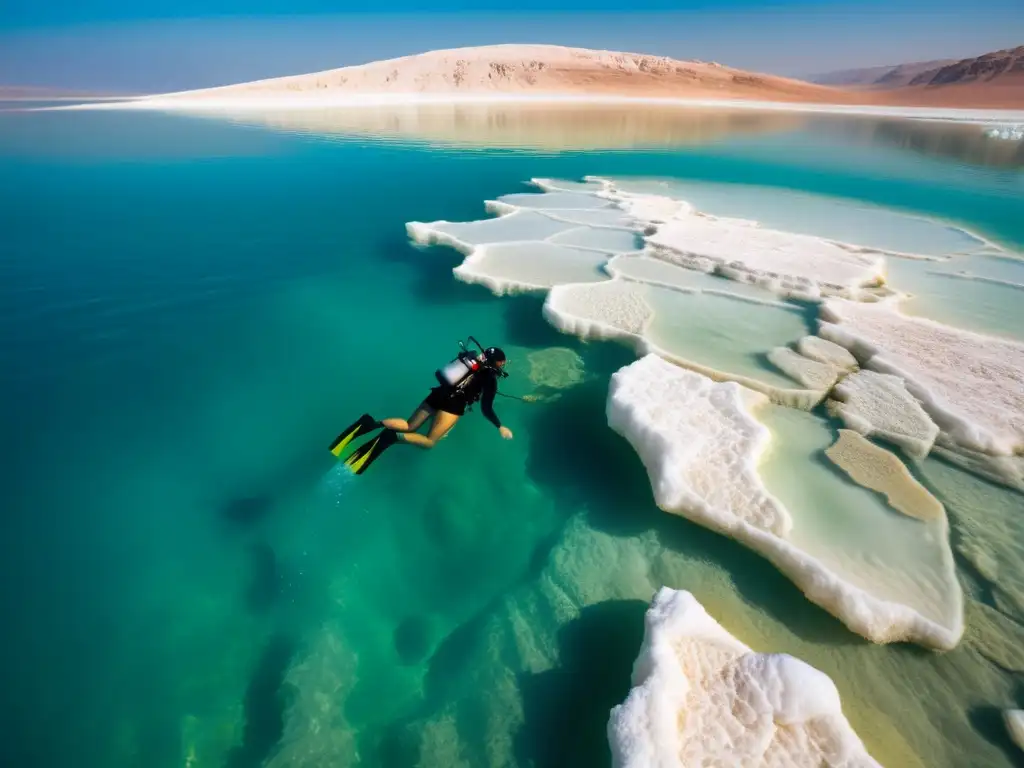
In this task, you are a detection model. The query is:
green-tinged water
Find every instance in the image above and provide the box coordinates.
[1,105,1023,768]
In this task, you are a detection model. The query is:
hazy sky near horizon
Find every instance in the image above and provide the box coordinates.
[1,1,1021,91]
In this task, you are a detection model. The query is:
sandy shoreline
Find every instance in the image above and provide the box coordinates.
[52,93,1024,126]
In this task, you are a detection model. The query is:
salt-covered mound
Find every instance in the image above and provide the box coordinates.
[825,430,945,521]
[1003,710,1024,752]
[828,370,939,458]
[646,215,886,299]
[820,299,1024,456]
[607,354,963,649]
[608,587,881,768]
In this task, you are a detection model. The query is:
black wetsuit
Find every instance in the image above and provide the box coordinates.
[426,368,502,428]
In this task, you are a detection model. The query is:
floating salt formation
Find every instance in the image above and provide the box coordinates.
[828,370,939,458]
[607,354,962,649]
[820,298,1024,458]
[825,430,944,522]
[607,587,882,768]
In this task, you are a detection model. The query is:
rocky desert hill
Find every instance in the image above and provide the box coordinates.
[812,46,1023,108]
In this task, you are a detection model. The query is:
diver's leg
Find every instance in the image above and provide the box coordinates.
[382,403,433,433]
[397,410,459,449]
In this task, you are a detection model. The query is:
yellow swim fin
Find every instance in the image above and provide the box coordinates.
[343,429,398,475]
[329,413,378,457]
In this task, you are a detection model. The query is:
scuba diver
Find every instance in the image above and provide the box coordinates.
[329,338,515,474]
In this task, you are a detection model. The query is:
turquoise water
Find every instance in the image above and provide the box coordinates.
[2,106,1024,767]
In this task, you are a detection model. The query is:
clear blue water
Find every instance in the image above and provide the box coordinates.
[2,106,1023,767]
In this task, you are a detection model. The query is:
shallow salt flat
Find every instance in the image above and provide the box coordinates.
[602,177,992,257]
[608,587,881,768]
[494,190,615,210]
[548,226,641,252]
[454,242,611,293]
[886,253,1024,340]
[820,298,1024,457]
[607,355,962,649]
[756,406,961,644]
[413,209,579,247]
[530,177,607,194]
[607,253,798,306]
[531,207,641,228]
[547,278,812,393]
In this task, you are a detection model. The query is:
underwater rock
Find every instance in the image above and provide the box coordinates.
[527,346,586,390]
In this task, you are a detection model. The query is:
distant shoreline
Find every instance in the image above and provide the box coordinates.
[53,93,1024,126]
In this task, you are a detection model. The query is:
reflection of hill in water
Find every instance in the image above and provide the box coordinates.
[218,103,804,150]
[834,117,1024,169]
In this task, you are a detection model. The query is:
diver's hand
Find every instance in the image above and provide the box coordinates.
[499,426,514,440]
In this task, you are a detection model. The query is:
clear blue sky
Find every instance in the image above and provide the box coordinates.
[1,0,1021,92]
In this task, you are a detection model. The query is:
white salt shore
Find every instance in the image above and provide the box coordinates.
[607,354,962,650]
[608,587,882,768]
[59,92,1024,128]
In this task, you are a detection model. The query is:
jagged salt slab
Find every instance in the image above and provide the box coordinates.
[608,587,882,768]
[768,346,842,390]
[644,215,886,299]
[607,354,963,649]
[828,370,939,458]
[820,299,1024,457]
[797,336,858,372]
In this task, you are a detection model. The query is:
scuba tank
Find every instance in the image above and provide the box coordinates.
[435,349,482,388]
[434,336,506,391]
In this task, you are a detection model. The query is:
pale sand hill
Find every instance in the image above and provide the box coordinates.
[145,44,862,105]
